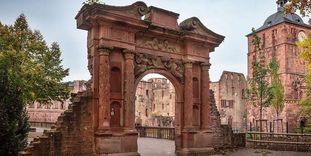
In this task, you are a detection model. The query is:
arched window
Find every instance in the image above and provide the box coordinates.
[110,67,121,93]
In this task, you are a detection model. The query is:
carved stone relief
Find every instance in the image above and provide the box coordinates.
[136,37,179,53]
[134,53,184,83]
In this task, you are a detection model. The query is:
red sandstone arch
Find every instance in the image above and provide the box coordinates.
[75,1,225,155]
[135,69,183,149]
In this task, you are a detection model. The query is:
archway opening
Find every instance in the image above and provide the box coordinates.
[135,73,176,155]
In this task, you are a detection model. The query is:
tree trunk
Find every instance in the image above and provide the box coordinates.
[260,105,262,132]
[276,112,279,133]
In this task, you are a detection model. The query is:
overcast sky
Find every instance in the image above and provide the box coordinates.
[0,0,308,82]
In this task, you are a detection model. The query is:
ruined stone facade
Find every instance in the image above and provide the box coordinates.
[20,2,235,155]
[27,80,86,127]
[211,71,247,132]
[247,0,311,132]
[135,78,175,127]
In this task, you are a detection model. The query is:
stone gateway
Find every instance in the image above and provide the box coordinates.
[20,2,236,156]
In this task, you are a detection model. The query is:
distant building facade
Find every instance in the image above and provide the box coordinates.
[210,71,247,132]
[246,0,310,132]
[27,80,87,127]
[135,78,175,127]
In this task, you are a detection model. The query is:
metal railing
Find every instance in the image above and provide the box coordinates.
[136,126,175,140]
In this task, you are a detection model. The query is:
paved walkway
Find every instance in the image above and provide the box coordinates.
[138,138,176,156]
[227,148,311,156]
[137,138,311,156]
[28,131,310,156]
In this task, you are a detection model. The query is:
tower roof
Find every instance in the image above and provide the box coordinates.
[254,0,310,33]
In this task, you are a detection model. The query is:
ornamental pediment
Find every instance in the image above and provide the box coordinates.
[179,17,224,43]
[77,1,149,22]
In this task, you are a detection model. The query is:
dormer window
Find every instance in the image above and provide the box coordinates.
[267,21,272,26]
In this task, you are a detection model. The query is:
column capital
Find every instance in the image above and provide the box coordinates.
[183,60,193,68]
[200,63,211,70]
[123,49,135,60]
[97,46,113,56]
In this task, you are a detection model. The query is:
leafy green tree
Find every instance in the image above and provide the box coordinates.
[269,57,285,120]
[269,57,285,132]
[248,28,272,132]
[0,14,69,155]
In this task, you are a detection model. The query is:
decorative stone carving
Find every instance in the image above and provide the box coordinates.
[107,1,149,19]
[137,38,178,53]
[179,17,225,44]
[134,53,184,82]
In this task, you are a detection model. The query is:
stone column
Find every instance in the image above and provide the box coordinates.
[183,61,193,129]
[123,50,135,130]
[97,46,112,130]
[201,62,211,130]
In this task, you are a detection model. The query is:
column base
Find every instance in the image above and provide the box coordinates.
[95,131,138,155]
[181,130,222,149]
[176,147,216,156]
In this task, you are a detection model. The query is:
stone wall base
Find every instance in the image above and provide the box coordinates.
[95,131,139,155]
[181,131,223,148]
[246,142,311,152]
[176,147,216,156]
[97,152,140,156]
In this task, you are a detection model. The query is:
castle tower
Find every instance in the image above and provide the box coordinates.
[247,0,311,132]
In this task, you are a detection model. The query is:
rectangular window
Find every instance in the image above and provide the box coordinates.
[221,100,226,108]
[229,100,234,108]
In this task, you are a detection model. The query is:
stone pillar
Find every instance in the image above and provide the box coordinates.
[123,50,135,130]
[201,62,211,130]
[97,46,112,130]
[183,61,193,129]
